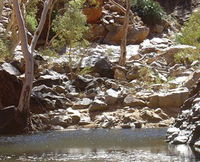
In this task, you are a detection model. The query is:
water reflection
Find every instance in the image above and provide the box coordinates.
[0,129,200,161]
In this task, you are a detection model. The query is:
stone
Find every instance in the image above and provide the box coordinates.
[105,89,120,105]
[87,24,107,42]
[1,63,21,76]
[148,88,189,108]
[89,99,108,112]
[0,69,22,109]
[183,70,200,89]
[104,25,149,45]
[124,94,146,107]
[83,7,102,24]
[93,58,114,78]
[141,109,162,123]
[73,98,93,109]
[126,65,140,80]
[72,75,92,91]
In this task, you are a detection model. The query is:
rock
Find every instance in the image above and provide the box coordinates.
[72,75,92,91]
[73,98,93,109]
[126,65,141,80]
[89,99,108,112]
[33,70,64,87]
[50,115,71,128]
[183,70,200,89]
[141,109,162,123]
[105,89,120,105]
[104,25,149,45]
[0,68,22,109]
[148,88,189,108]
[166,80,200,145]
[83,7,102,24]
[124,94,146,107]
[87,24,107,42]
[93,58,114,78]
[1,63,21,76]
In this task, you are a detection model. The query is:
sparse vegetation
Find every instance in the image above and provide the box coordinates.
[131,0,166,26]
[175,9,200,64]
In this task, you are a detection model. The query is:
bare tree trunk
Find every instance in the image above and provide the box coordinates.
[119,0,130,66]
[114,0,130,80]
[13,0,53,131]
[13,0,33,115]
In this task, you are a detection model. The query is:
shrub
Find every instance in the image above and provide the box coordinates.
[131,0,166,26]
[175,9,200,64]
[177,10,200,46]
[0,38,10,61]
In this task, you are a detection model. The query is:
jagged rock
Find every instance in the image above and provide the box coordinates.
[72,75,92,91]
[93,58,114,78]
[1,63,21,76]
[89,99,108,112]
[73,98,93,109]
[148,88,189,108]
[166,81,200,146]
[183,70,200,89]
[0,68,22,109]
[103,25,149,45]
[105,89,120,105]
[124,94,146,107]
[33,70,65,87]
[141,109,163,123]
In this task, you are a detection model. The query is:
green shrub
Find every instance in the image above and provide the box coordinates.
[175,9,200,64]
[25,0,39,33]
[0,38,10,61]
[177,10,200,46]
[131,0,166,26]
[51,0,89,49]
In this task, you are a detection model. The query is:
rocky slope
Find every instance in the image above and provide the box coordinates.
[0,0,200,134]
[166,80,200,149]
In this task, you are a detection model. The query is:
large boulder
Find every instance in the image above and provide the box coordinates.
[0,68,22,109]
[148,88,189,109]
[93,58,114,78]
[103,25,149,45]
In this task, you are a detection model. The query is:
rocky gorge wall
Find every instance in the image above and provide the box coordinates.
[156,0,200,24]
[166,80,200,150]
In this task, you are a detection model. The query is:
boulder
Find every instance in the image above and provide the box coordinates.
[124,94,146,107]
[93,58,114,78]
[0,68,22,109]
[73,98,93,109]
[105,89,120,105]
[103,25,149,45]
[89,99,108,112]
[148,88,189,108]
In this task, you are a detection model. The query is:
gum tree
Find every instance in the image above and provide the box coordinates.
[13,0,53,131]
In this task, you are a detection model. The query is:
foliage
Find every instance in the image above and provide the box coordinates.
[51,0,89,50]
[175,48,200,64]
[77,66,92,75]
[175,10,200,64]
[177,10,200,46]
[131,0,166,26]
[25,0,40,33]
[0,38,10,61]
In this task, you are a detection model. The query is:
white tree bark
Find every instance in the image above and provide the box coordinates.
[13,0,53,117]
[13,0,33,114]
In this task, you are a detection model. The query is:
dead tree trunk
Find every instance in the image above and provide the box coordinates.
[13,0,53,132]
[114,0,130,80]
[119,0,130,66]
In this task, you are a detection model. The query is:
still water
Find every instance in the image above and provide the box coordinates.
[0,128,199,162]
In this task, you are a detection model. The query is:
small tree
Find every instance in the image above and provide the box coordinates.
[13,0,53,131]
